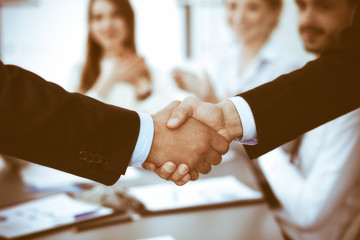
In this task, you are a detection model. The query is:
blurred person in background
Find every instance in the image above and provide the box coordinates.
[170,0,304,162]
[68,0,183,113]
[68,0,181,113]
[69,0,153,110]
[172,0,303,103]
[257,0,360,239]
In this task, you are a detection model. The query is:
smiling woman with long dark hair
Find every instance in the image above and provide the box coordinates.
[77,0,152,105]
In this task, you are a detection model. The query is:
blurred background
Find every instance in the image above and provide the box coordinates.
[2,1,358,239]
[0,0,312,173]
[0,0,310,88]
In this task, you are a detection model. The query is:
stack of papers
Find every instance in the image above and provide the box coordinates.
[127,175,263,212]
[0,193,114,239]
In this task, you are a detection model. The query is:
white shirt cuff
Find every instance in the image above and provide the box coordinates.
[129,113,154,166]
[228,97,258,145]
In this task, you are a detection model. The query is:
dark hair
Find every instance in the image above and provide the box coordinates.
[266,0,283,11]
[79,0,136,93]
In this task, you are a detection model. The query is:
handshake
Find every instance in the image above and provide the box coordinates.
[141,97,244,186]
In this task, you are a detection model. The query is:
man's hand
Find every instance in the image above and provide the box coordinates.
[167,97,243,142]
[142,161,200,186]
[145,97,243,185]
[142,101,229,185]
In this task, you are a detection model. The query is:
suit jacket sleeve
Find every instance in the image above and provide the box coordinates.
[0,61,140,185]
[239,5,360,159]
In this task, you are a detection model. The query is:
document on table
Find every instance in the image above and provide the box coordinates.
[0,193,114,239]
[127,175,263,212]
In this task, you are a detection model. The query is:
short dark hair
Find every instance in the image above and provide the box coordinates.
[349,0,360,6]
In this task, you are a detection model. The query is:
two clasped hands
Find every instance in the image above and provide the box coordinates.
[141,96,244,186]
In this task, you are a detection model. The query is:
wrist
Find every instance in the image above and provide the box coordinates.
[217,100,243,141]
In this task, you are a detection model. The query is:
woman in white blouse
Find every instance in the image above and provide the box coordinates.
[67,0,183,114]
[172,0,302,102]
[79,0,152,104]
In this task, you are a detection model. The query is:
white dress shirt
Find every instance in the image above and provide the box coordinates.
[258,109,360,240]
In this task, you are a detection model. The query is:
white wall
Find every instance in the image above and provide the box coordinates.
[131,0,183,70]
[1,0,88,86]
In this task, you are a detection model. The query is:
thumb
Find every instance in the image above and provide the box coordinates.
[167,97,197,128]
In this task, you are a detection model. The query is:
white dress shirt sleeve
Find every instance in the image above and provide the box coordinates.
[228,97,258,145]
[129,112,154,166]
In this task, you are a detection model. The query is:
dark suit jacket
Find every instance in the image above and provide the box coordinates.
[240,5,360,159]
[0,62,140,185]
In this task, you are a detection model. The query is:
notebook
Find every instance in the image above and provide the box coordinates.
[127,175,263,212]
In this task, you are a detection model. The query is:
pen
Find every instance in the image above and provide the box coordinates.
[73,212,141,232]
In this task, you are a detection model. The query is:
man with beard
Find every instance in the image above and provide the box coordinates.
[255,0,360,239]
[297,0,357,56]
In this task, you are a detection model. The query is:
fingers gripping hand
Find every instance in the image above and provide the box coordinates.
[167,96,241,142]
[166,97,226,134]
[155,162,199,186]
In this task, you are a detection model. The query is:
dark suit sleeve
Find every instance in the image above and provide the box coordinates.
[0,61,140,185]
[239,6,360,159]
